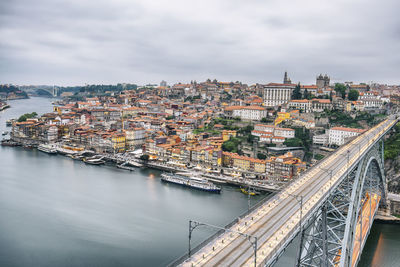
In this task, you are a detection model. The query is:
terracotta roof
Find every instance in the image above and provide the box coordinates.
[330,127,365,133]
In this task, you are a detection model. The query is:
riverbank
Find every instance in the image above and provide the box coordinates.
[375,214,400,224]
[2,140,279,193]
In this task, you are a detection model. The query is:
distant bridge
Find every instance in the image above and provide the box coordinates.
[21,86,59,97]
[172,115,399,267]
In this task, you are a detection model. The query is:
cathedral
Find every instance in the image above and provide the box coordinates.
[283,71,292,84]
[316,74,330,88]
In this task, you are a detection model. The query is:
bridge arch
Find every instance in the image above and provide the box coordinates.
[340,152,386,267]
[298,141,387,267]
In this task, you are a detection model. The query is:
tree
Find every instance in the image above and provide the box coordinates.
[348,89,359,101]
[303,89,309,100]
[291,83,302,100]
[257,153,267,160]
[284,138,303,147]
[222,137,241,153]
[335,83,347,99]
[17,112,37,122]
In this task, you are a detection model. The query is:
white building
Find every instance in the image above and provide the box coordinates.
[313,133,328,146]
[274,127,295,138]
[289,99,312,113]
[263,83,296,107]
[226,106,267,121]
[254,124,275,133]
[328,127,365,146]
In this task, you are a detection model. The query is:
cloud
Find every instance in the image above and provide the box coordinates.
[0,0,399,86]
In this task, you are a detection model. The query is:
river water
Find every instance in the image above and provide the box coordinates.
[0,98,398,267]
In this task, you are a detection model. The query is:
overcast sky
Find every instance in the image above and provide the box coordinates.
[1,0,399,86]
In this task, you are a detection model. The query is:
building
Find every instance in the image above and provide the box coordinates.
[289,99,311,113]
[224,106,267,121]
[313,133,328,146]
[328,127,365,146]
[125,127,146,150]
[222,130,237,141]
[316,74,330,89]
[265,152,305,180]
[274,127,295,138]
[283,71,292,84]
[263,83,296,107]
[222,152,266,173]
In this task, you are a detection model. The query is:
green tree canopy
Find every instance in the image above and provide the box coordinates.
[335,83,347,99]
[17,112,37,122]
[348,89,359,101]
[291,83,302,100]
[222,137,241,153]
[283,137,303,147]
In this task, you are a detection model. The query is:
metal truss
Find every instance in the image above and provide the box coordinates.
[296,140,386,267]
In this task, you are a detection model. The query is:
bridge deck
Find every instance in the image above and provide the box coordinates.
[182,118,397,267]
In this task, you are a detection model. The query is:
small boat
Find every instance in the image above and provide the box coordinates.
[240,187,259,196]
[1,139,19,147]
[23,144,34,149]
[116,163,136,171]
[68,154,84,160]
[83,158,105,165]
[128,160,143,167]
[6,120,13,127]
[83,155,105,165]
[1,131,8,136]
[37,144,57,154]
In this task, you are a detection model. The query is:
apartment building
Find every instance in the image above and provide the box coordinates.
[328,127,365,146]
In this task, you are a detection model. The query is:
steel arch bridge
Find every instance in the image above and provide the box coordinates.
[296,139,386,267]
[177,116,399,267]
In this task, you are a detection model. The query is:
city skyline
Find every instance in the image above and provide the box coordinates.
[1,0,400,86]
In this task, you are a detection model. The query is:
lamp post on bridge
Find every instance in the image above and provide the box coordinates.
[339,150,351,198]
[286,192,303,267]
[188,220,258,267]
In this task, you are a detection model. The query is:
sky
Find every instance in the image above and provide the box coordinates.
[1,0,399,86]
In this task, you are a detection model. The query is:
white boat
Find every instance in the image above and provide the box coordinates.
[83,156,105,165]
[1,131,8,136]
[37,144,57,154]
[128,160,143,167]
[116,162,136,171]
[161,172,221,193]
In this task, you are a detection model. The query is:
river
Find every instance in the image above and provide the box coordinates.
[0,97,398,267]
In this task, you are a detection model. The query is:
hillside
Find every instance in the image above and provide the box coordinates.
[0,84,28,100]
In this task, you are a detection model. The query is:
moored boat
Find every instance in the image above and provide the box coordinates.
[83,155,105,165]
[1,139,19,147]
[128,160,143,167]
[37,144,57,154]
[161,172,221,193]
[240,187,259,196]
[116,162,136,171]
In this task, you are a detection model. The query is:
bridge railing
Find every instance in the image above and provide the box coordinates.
[166,193,272,267]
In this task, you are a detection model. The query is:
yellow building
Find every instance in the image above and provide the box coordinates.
[274,111,291,126]
[111,133,126,153]
[232,156,251,171]
[222,130,237,141]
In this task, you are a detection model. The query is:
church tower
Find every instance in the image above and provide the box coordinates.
[283,71,291,84]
